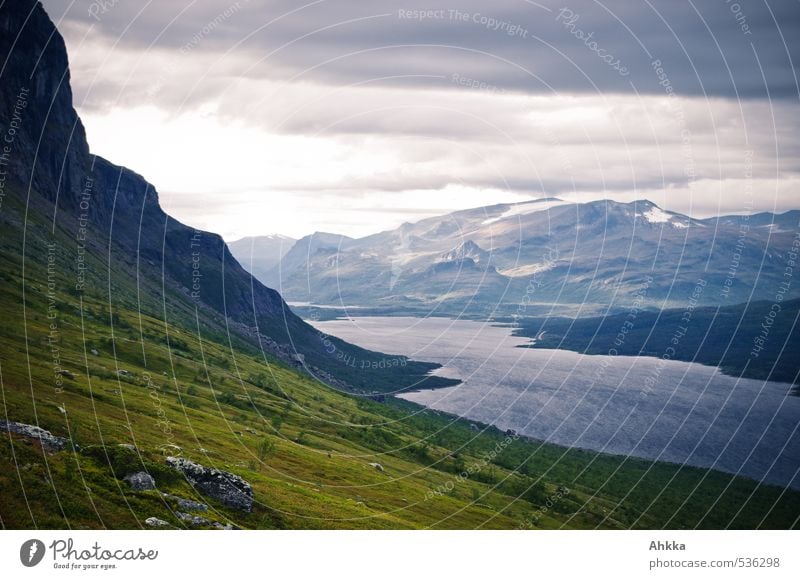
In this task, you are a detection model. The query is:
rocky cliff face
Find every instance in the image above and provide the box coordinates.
[0,0,88,204]
[0,0,449,393]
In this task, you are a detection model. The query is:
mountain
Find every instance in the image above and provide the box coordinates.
[261,197,799,316]
[0,0,451,395]
[228,234,296,286]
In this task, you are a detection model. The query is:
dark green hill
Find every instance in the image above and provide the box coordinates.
[515,298,800,385]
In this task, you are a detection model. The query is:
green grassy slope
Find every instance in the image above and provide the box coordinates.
[1,184,798,530]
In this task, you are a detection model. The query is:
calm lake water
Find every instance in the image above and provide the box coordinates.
[313,316,800,489]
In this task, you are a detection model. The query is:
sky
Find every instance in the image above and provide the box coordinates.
[41,0,800,240]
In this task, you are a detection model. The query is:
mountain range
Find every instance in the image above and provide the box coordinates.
[231,198,800,317]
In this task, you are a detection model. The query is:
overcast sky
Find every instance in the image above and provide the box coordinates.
[42,0,800,240]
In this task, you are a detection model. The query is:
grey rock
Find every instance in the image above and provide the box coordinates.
[166,456,253,512]
[175,497,208,512]
[160,492,207,511]
[368,462,385,472]
[176,511,232,530]
[145,517,170,528]
[0,420,67,453]
[124,471,156,491]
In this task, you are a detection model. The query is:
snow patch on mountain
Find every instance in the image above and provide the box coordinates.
[482,199,569,225]
[642,207,671,224]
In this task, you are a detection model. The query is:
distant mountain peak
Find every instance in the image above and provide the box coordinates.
[438,240,488,264]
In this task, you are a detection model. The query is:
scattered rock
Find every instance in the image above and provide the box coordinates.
[116,369,132,377]
[117,443,136,451]
[0,420,67,452]
[176,511,232,530]
[145,517,170,528]
[174,497,208,512]
[90,349,99,356]
[368,462,384,472]
[166,456,253,512]
[57,369,76,379]
[160,491,208,512]
[124,471,156,491]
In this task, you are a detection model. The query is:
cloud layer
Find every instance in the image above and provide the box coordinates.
[42,0,800,239]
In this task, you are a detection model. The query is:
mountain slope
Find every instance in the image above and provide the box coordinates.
[262,197,799,316]
[0,0,453,395]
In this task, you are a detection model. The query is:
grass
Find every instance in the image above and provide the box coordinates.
[0,182,798,529]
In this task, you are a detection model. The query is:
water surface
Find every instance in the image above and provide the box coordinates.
[314,316,800,489]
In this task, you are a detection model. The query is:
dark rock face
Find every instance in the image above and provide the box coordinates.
[0,0,445,396]
[124,471,156,491]
[0,419,67,452]
[166,457,253,512]
[0,0,89,201]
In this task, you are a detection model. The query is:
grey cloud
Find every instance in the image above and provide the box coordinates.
[43,0,799,98]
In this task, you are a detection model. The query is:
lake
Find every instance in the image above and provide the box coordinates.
[313,316,800,489]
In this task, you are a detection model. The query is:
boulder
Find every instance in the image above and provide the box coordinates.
[174,497,208,512]
[0,420,67,452]
[124,471,156,491]
[144,517,170,528]
[166,456,253,512]
[176,511,232,530]
[368,462,385,472]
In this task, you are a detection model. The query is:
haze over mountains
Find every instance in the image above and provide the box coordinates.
[228,234,296,286]
[231,198,800,316]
